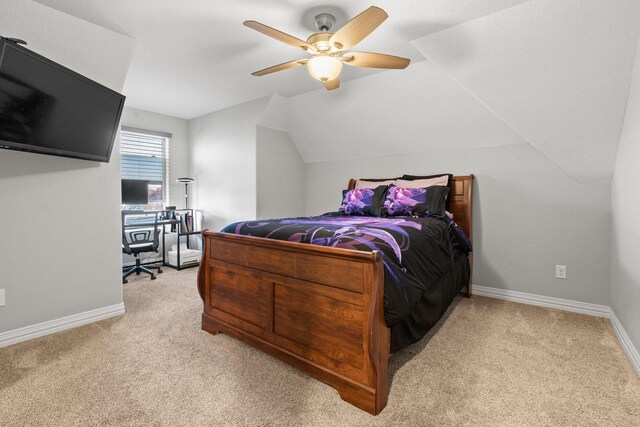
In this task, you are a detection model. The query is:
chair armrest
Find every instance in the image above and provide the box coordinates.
[122,235,132,254]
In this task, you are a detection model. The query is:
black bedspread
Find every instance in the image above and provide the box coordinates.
[222,214,471,351]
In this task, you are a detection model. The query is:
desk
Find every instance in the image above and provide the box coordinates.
[122,209,201,270]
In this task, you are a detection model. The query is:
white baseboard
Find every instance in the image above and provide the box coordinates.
[473,285,639,377]
[0,303,125,349]
[473,285,610,317]
[610,311,640,376]
[3,285,638,378]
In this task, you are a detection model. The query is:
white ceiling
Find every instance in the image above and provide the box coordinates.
[32,0,531,119]
[413,0,640,182]
[267,0,640,183]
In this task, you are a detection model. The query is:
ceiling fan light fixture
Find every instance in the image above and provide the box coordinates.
[307,56,342,82]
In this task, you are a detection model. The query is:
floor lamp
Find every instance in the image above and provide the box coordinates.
[176,177,194,209]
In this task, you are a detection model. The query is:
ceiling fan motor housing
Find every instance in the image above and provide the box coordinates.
[314,13,335,32]
[306,32,333,52]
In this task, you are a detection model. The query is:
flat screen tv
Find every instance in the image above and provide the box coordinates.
[121,179,149,205]
[0,37,125,162]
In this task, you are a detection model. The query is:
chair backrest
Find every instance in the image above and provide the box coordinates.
[122,211,161,255]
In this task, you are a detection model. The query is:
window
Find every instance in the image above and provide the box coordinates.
[120,128,170,210]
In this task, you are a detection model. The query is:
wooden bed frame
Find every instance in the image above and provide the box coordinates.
[197,175,474,415]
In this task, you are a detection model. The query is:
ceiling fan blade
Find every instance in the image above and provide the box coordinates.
[329,6,388,50]
[342,52,410,69]
[323,77,340,91]
[251,58,308,76]
[244,20,313,52]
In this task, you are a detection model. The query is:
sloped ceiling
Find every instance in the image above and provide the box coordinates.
[28,0,640,182]
[287,60,529,162]
[283,0,640,182]
[413,0,640,182]
[31,0,531,119]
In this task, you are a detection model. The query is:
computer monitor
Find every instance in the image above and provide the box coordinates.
[121,179,149,205]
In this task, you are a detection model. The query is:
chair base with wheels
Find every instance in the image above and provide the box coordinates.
[122,255,162,284]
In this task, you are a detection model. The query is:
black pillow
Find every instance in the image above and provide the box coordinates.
[400,173,453,187]
[357,177,398,182]
[401,173,453,209]
[383,185,450,218]
[339,185,389,216]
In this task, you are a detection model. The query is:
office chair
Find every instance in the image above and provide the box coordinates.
[122,212,163,284]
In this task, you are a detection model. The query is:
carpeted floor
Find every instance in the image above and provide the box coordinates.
[1,268,639,426]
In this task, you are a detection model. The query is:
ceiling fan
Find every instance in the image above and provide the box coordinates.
[244,6,410,91]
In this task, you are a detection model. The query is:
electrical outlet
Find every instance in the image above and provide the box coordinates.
[555,265,567,279]
[0,289,4,306]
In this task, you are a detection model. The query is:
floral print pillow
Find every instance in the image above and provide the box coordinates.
[383,185,449,217]
[339,185,388,216]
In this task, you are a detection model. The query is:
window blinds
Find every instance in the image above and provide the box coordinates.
[120,131,170,203]
[120,132,168,181]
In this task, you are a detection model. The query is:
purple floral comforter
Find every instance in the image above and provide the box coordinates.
[222,214,471,328]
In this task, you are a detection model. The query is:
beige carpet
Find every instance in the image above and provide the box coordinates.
[1,268,639,426]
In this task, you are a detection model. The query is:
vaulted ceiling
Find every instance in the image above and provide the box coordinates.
[30,0,640,182]
[413,0,640,182]
[32,0,531,119]
[280,0,640,182]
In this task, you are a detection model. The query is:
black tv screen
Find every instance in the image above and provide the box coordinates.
[0,37,125,162]
[121,179,149,205]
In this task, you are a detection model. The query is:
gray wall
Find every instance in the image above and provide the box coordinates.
[272,54,614,307]
[305,144,611,305]
[0,0,133,332]
[189,97,269,232]
[256,126,304,219]
[611,39,640,351]
[189,96,306,233]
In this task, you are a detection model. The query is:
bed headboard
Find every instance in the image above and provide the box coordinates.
[347,175,474,242]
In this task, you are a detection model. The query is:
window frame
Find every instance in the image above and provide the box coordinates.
[120,126,171,210]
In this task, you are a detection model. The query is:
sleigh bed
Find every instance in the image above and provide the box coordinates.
[197,175,474,414]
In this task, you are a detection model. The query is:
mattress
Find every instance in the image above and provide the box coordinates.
[222,214,471,351]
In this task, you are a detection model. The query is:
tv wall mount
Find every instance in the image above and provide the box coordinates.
[4,37,27,45]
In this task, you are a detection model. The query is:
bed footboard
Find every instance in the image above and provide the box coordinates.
[198,230,390,415]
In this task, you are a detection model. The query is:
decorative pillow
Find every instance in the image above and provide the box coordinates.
[383,185,449,217]
[339,185,388,216]
[401,173,453,209]
[395,176,449,188]
[401,173,453,187]
[355,179,395,189]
